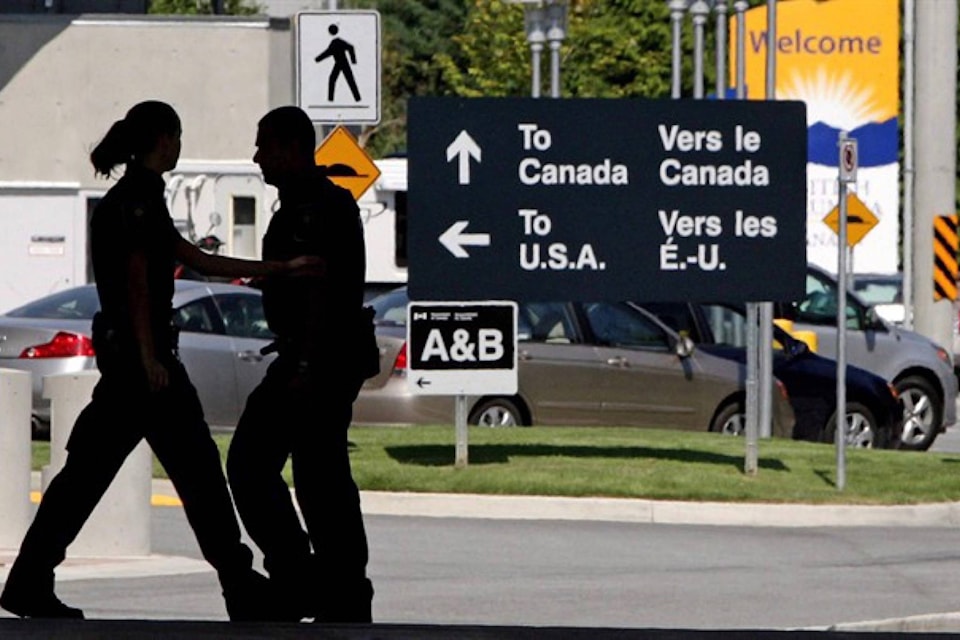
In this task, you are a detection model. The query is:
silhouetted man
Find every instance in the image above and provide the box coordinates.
[226,106,376,624]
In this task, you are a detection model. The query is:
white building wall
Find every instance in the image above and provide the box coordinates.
[0,14,295,310]
[0,184,90,312]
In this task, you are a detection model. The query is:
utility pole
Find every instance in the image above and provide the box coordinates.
[912,0,957,351]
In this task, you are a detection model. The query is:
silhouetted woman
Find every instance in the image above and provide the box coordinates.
[0,100,309,620]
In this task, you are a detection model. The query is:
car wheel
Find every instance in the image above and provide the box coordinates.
[710,401,745,436]
[469,398,524,427]
[823,402,879,448]
[896,375,942,451]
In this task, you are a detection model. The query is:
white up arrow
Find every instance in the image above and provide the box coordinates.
[446,130,481,185]
[439,220,490,258]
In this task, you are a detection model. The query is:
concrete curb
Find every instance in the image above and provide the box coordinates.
[828,611,960,633]
[39,475,960,528]
[357,490,960,527]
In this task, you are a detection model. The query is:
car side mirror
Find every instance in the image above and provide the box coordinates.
[674,334,695,358]
[864,305,886,330]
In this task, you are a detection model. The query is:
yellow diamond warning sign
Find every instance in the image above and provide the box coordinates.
[314,125,381,200]
[823,193,879,247]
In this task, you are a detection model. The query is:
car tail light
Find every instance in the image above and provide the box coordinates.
[19,332,95,358]
[393,342,407,373]
[934,345,950,365]
[887,383,899,400]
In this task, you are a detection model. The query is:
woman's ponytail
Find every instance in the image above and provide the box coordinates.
[89,101,180,178]
[90,119,132,178]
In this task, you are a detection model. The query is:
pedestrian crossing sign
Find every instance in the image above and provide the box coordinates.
[296,11,381,125]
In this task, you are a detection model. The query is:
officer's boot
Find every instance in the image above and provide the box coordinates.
[219,565,290,622]
[314,577,374,624]
[0,565,84,619]
[262,552,317,622]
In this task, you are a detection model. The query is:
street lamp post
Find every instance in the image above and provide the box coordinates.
[523,6,546,98]
[734,0,748,98]
[545,2,568,98]
[667,0,689,98]
[690,0,711,99]
[516,0,568,99]
[714,0,728,100]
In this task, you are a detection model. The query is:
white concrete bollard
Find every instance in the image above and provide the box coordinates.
[42,371,151,557]
[0,369,32,549]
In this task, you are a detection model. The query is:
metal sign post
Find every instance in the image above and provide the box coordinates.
[454,395,469,468]
[836,131,857,491]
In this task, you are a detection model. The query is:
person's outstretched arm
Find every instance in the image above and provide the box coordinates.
[174,235,323,279]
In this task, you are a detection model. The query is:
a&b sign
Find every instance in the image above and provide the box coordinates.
[407,301,518,396]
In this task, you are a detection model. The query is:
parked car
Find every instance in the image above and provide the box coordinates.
[355,287,797,437]
[776,264,957,451]
[848,271,960,393]
[639,302,901,449]
[858,271,960,394]
[0,281,276,437]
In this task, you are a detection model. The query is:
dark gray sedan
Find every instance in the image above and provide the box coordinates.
[0,281,276,437]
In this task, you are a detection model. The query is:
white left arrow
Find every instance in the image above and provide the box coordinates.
[439,220,490,258]
[445,130,482,185]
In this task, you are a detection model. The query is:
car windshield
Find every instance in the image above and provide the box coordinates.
[370,288,409,326]
[853,277,902,305]
[5,287,100,319]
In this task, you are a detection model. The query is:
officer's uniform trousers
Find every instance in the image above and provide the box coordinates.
[227,350,370,619]
[7,345,254,590]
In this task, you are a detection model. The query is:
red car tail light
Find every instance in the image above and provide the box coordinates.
[393,342,407,372]
[20,332,96,358]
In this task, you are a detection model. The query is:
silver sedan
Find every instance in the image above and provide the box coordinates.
[0,281,276,437]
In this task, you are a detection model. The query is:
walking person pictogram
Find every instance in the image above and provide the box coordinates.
[314,24,361,103]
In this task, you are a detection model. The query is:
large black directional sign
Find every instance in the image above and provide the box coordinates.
[407,301,517,396]
[407,97,807,302]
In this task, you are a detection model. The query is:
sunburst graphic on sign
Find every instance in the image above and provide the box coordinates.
[778,67,886,130]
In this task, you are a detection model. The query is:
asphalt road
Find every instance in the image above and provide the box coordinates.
[3,501,960,631]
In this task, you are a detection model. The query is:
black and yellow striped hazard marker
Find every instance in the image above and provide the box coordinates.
[934,214,959,301]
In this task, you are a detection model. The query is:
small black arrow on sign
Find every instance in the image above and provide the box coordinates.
[416,377,432,388]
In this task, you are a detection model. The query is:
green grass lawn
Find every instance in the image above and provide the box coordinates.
[32,425,960,505]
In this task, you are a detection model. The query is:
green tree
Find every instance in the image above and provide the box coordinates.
[147,0,261,15]
[436,0,722,101]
